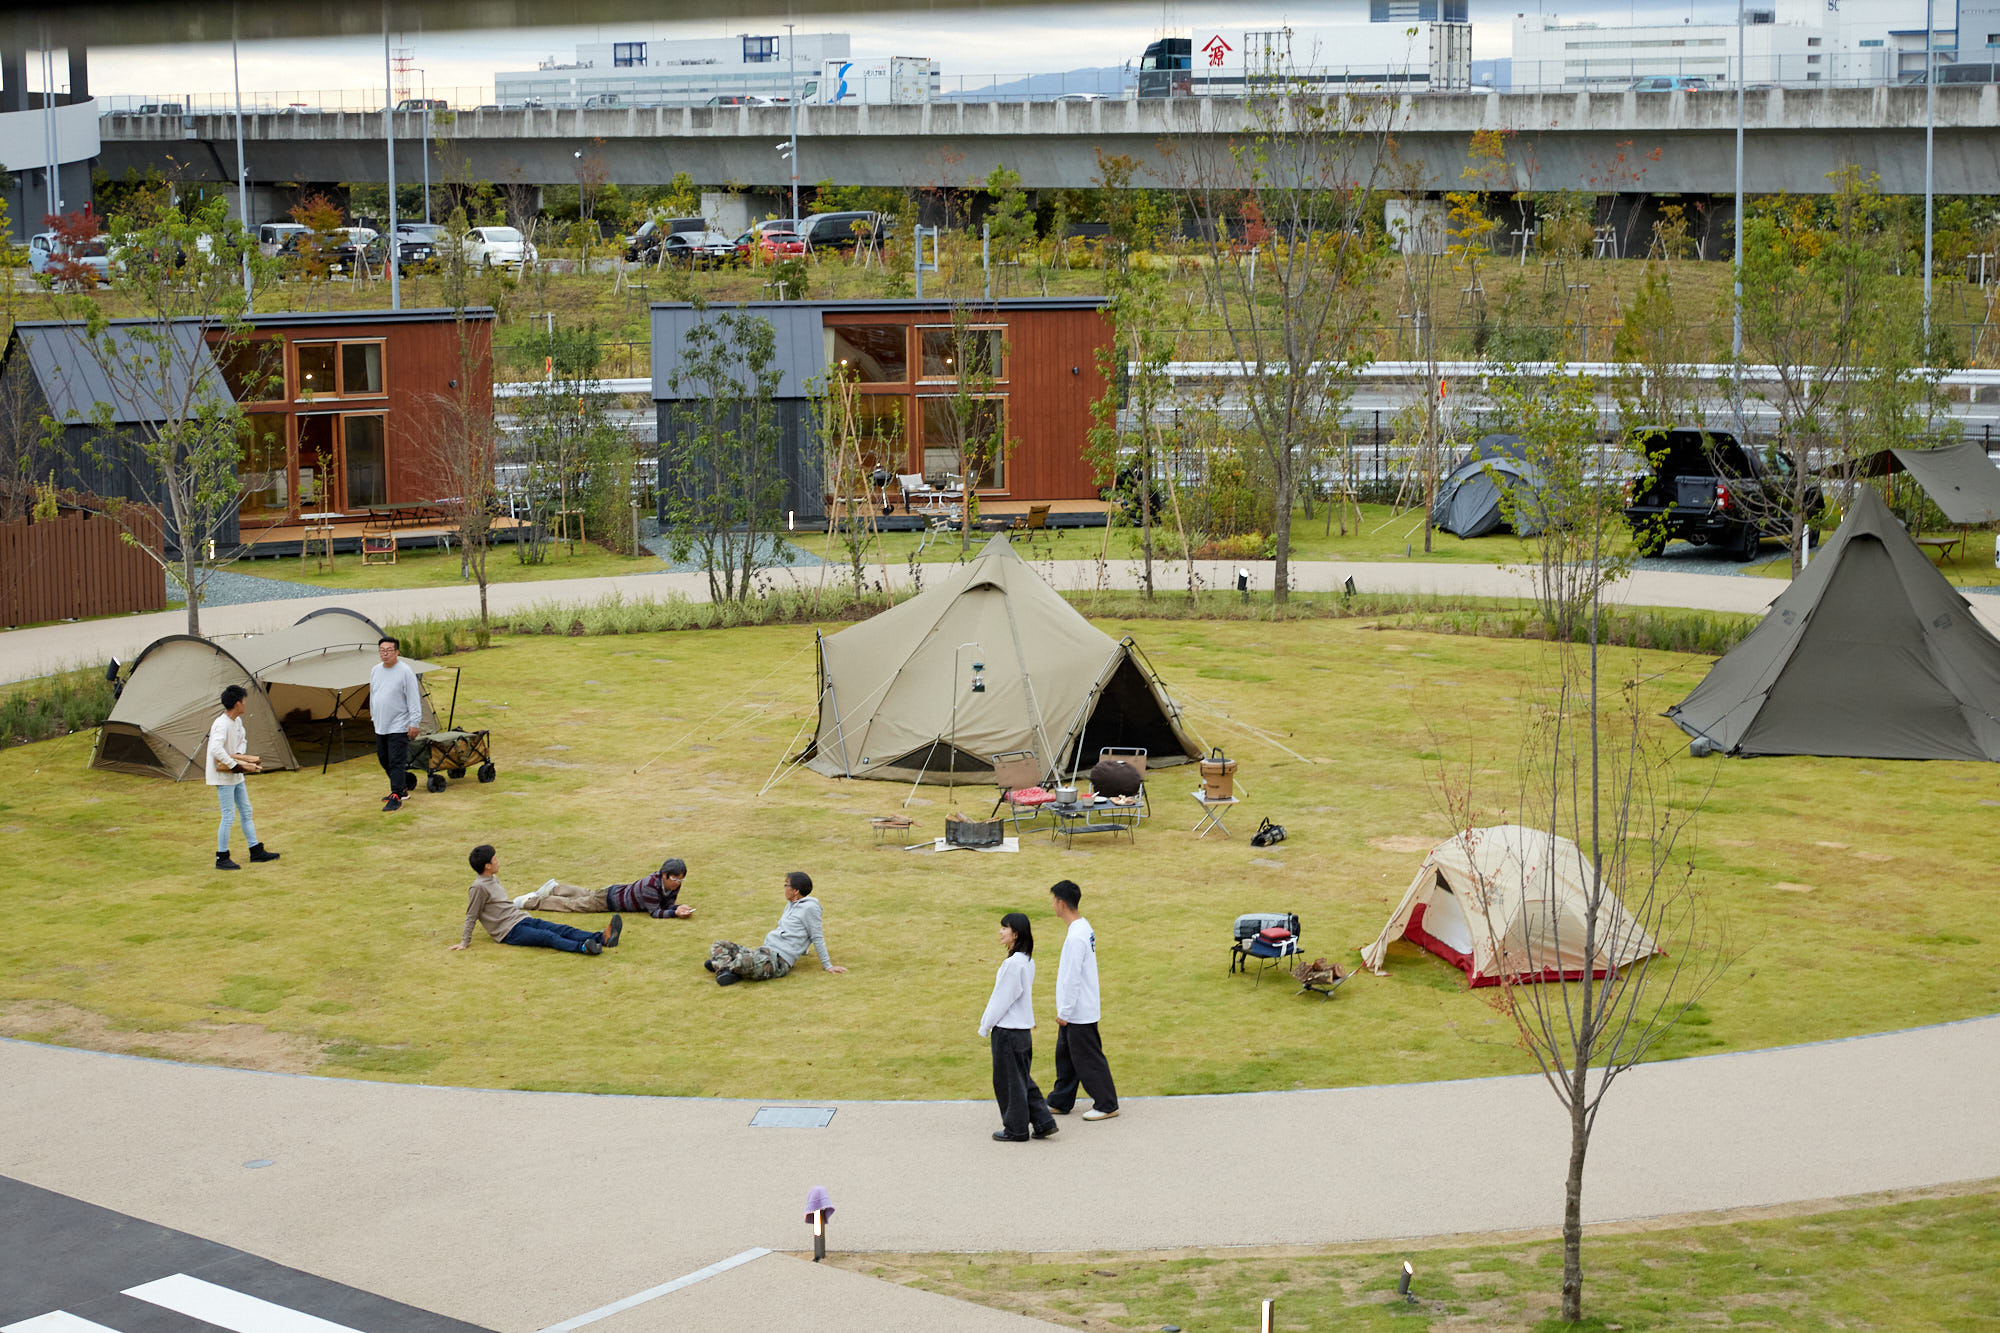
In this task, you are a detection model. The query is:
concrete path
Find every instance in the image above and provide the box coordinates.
[0,556,1826,685]
[2,1018,1995,1332]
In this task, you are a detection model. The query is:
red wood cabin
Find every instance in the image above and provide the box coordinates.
[650,298,1112,523]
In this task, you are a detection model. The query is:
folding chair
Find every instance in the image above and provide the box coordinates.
[896,472,942,514]
[1229,913,1301,986]
[1096,746,1149,815]
[987,749,1057,833]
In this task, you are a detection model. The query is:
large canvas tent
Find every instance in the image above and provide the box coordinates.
[91,607,441,780]
[1666,486,2000,761]
[1361,825,1662,987]
[1856,442,2000,525]
[803,535,1202,784]
[1429,435,1547,538]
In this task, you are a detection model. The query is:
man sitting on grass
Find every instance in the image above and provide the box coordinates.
[516,856,695,919]
[705,871,848,986]
[451,844,621,956]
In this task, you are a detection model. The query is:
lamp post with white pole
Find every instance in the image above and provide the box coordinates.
[418,67,431,224]
[232,27,252,311]
[381,1,400,311]
[786,23,800,221]
[1731,0,1745,361]
[1922,0,1936,342]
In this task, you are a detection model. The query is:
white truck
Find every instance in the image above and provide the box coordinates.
[821,56,938,105]
[1139,22,1474,96]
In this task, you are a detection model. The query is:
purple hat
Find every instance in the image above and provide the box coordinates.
[804,1185,834,1221]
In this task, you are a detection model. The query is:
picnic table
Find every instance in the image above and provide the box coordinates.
[362,500,451,530]
[1913,530,1966,565]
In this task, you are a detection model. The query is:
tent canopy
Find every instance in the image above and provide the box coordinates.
[1430,434,1547,538]
[1666,485,2000,761]
[803,535,1202,784]
[91,607,440,781]
[1857,442,2000,526]
[1361,825,1662,987]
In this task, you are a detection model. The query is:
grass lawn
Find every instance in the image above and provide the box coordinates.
[232,540,668,591]
[836,1181,2000,1331]
[1747,526,2000,588]
[1,617,1994,1098]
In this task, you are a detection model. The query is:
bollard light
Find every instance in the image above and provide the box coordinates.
[1260,1297,1275,1332]
[1237,567,1250,603]
[804,1185,834,1262]
[1398,1259,1415,1303]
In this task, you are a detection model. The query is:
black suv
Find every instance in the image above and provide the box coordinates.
[1622,428,1816,561]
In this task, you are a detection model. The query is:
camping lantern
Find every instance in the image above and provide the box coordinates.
[971,660,985,693]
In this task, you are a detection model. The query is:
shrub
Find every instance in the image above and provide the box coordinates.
[0,667,117,746]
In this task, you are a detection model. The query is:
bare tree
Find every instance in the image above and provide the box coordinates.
[418,205,500,631]
[1162,88,1395,603]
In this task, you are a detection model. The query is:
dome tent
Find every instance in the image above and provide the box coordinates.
[803,535,1202,784]
[1429,434,1548,539]
[1361,825,1662,987]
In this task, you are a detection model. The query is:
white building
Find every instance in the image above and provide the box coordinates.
[496,33,852,107]
[1509,1,1988,90]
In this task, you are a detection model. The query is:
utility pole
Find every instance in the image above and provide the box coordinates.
[1731,0,1744,361]
[786,23,800,221]
[383,2,401,311]
[233,27,252,311]
[1922,0,1936,342]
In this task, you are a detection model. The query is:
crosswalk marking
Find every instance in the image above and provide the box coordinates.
[2,1315,125,1333]
[122,1274,367,1333]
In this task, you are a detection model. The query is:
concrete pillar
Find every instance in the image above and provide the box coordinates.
[2,46,26,113]
[66,45,85,101]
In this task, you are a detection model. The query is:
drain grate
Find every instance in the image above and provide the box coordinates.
[748,1106,837,1128]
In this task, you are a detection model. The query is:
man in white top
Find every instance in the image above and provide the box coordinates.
[1047,879,1119,1121]
[369,634,425,812]
[206,685,279,871]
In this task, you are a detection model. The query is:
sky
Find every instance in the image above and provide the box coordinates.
[82,1,1780,102]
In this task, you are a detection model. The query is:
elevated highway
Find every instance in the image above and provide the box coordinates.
[97,84,2000,197]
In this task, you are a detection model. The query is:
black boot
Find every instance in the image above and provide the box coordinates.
[216,851,240,871]
[248,843,280,863]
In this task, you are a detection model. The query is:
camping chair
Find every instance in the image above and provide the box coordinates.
[361,523,398,566]
[1229,913,1301,986]
[1096,746,1150,815]
[988,750,1057,832]
[1009,503,1057,554]
[897,472,944,514]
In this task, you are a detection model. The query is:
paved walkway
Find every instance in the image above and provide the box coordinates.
[2,1019,1994,1331]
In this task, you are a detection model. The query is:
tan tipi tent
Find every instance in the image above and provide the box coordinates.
[1361,826,1661,987]
[91,607,440,781]
[803,535,1201,784]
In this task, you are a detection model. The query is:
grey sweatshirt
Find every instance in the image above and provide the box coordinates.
[763,895,834,971]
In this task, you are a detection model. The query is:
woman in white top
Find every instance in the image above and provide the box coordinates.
[206,685,279,871]
[977,911,1057,1143]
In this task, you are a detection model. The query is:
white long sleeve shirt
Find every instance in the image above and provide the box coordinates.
[978,952,1036,1035]
[369,659,425,736]
[1055,916,1102,1024]
[205,713,247,787]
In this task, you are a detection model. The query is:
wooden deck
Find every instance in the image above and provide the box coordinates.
[239,516,530,559]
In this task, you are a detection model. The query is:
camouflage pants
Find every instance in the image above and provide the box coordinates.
[709,940,792,981]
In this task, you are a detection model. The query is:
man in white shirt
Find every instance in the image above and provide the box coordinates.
[368,635,425,812]
[206,685,279,871]
[1047,879,1119,1121]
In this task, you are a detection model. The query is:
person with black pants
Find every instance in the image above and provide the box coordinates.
[977,911,1057,1143]
[1047,879,1120,1122]
[369,635,424,812]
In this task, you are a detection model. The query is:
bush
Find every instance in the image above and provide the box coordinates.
[0,667,117,746]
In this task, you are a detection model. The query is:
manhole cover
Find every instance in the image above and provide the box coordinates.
[750,1106,837,1128]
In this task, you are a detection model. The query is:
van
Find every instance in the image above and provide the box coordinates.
[258,222,306,257]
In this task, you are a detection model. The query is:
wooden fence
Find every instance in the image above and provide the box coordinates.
[0,504,165,627]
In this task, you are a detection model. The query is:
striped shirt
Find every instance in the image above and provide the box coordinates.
[606,869,686,919]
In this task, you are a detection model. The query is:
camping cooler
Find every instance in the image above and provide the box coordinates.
[1200,748,1238,800]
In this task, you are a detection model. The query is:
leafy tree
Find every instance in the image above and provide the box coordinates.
[38,205,104,292]
[978,164,1034,297]
[511,322,627,564]
[809,179,906,218]
[663,303,793,601]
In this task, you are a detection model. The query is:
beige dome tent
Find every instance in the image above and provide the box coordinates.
[1361,825,1661,987]
[91,607,440,781]
[803,535,1201,785]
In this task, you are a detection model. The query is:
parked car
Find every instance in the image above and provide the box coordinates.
[395,98,449,111]
[657,230,737,267]
[461,225,538,270]
[134,102,185,115]
[796,210,883,251]
[257,221,306,257]
[279,227,378,275]
[753,218,800,237]
[705,93,784,106]
[582,93,624,108]
[1900,62,2000,85]
[377,232,438,274]
[733,228,807,261]
[1629,75,1709,91]
[1622,427,1817,561]
[626,216,711,263]
[27,231,111,284]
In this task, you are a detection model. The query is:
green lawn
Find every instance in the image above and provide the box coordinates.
[1,618,1994,1098]
[1747,526,2000,587]
[841,1182,2000,1331]
[233,539,667,591]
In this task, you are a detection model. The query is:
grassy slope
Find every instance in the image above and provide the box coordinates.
[0,619,1994,1098]
[842,1182,2000,1332]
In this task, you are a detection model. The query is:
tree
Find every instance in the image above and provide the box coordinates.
[40,194,272,635]
[416,206,500,630]
[663,303,793,601]
[978,164,1034,297]
[1609,263,1717,433]
[1456,359,1732,1324]
[1161,86,1392,604]
[511,322,625,565]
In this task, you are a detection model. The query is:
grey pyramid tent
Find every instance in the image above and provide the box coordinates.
[91,607,441,780]
[1666,485,2000,761]
[1430,435,1548,538]
[804,535,1203,784]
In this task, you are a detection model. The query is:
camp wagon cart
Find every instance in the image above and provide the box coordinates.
[408,729,496,792]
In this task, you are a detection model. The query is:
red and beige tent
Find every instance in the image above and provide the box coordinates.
[1361,825,1661,987]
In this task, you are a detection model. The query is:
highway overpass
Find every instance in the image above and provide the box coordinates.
[97,84,2000,198]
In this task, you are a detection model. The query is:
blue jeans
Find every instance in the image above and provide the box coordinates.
[502,917,601,953]
[216,782,258,853]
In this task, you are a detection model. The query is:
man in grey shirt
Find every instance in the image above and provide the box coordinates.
[369,634,425,812]
[706,871,849,985]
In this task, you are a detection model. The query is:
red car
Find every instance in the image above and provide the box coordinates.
[734,229,807,261]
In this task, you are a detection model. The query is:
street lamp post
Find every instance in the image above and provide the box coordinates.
[1731,0,1745,361]
[418,67,431,224]
[1922,0,1936,342]
[381,1,401,311]
[786,23,800,221]
[232,29,252,311]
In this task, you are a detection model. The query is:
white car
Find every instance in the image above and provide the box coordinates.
[27,231,111,283]
[462,225,538,271]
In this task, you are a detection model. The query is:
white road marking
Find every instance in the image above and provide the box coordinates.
[122,1273,365,1333]
[535,1248,774,1332]
[2,1315,125,1333]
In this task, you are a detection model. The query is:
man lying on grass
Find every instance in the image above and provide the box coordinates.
[705,871,848,986]
[452,844,622,956]
[514,856,696,919]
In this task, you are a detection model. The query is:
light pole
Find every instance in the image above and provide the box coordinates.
[232,24,252,311]
[785,23,800,221]
[381,1,401,311]
[1922,0,1936,342]
[1731,0,1744,361]
[417,66,431,224]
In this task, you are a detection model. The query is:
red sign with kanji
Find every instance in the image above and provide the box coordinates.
[1202,34,1233,66]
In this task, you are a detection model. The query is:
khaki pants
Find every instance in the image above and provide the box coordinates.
[526,882,610,913]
